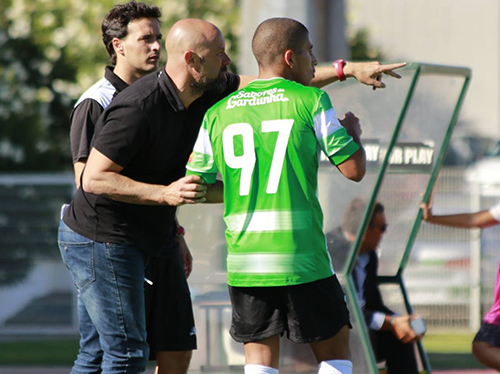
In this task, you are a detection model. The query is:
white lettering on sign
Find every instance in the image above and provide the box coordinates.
[365,144,380,162]
[402,147,434,165]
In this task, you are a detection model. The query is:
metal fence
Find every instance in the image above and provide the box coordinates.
[407,167,500,332]
[0,167,498,340]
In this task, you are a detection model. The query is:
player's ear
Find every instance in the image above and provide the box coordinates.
[112,38,124,55]
[185,51,199,67]
[284,49,294,68]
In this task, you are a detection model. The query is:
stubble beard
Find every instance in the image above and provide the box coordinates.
[191,67,228,95]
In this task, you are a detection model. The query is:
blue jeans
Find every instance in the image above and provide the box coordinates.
[58,220,149,374]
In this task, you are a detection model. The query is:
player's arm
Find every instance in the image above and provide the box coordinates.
[203,180,224,203]
[70,99,103,188]
[73,161,86,188]
[239,62,406,90]
[82,148,206,206]
[334,112,366,182]
[311,61,407,89]
[420,202,499,229]
[174,217,193,278]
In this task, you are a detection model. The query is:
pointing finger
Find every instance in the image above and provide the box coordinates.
[379,62,407,71]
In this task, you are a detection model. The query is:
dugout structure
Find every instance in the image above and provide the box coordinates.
[178,62,471,372]
[318,62,471,373]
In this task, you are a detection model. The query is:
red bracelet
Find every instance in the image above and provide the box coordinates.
[176,225,185,236]
[333,59,346,81]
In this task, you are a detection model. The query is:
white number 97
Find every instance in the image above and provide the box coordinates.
[222,120,294,196]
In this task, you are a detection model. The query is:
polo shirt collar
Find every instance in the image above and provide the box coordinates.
[157,69,186,112]
[104,66,128,93]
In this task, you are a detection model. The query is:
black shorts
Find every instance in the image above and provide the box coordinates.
[473,322,500,347]
[228,275,351,344]
[144,251,196,359]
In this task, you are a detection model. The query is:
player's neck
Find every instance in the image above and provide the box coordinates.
[113,64,147,86]
[258,66,287,81]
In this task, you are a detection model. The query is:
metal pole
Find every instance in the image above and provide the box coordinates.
[470,178,482,332]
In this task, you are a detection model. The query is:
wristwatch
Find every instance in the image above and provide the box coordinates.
[176,225,186,236]
[333,59,346,81]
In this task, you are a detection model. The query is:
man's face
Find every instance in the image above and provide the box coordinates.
[192,31,231,94]
[119,17,162,76]
[290,35,318,86]
[360,212,387,254]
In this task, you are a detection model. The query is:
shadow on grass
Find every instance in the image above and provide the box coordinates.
[428,353,486,370]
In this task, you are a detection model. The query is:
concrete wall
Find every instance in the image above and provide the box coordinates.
[239,0,349,75]
[348,0,500,138]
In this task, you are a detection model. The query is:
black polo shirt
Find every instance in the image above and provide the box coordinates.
[64,69,240,256]
[69,66,128,163]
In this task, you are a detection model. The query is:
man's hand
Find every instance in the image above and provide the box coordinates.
[344,61,407,91]
[340,112,362,140]
[177,234,193,278]
[420,190,434,221]
[391,315,423,344]
[420,201,433,221]
[163,175,207,206]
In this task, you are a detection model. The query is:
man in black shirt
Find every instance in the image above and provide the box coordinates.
[70,2,162,188]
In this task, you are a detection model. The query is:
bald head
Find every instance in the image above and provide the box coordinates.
[166,18,222,58]
[252,18,309,68]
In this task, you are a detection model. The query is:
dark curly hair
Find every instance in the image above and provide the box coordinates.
[341,198,384,236]
[102,1,161,65]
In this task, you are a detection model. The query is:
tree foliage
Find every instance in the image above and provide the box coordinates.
[0,0,240,171]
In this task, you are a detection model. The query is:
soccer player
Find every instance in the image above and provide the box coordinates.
[186,17,366,374]
[421,200,500,371]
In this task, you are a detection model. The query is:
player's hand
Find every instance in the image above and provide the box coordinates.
[163,175,207,206]
[177,234,193,278]
[340,112,362,139]
[420,190,435,221]
[391,315,420,344]
[344,61,406,91]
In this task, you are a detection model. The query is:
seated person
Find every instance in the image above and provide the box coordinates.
[327,198,423,374]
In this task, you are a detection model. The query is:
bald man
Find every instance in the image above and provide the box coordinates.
[60,19,235,374]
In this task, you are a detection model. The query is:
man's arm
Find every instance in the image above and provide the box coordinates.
[204,180,224,203]
[380,315,422,343]
[238,61,406,90]
[70,99,104,189]
[73,161,86,188]
[312,61,407,89]
[420,201,500,229]
[174,217,193,278]
[336,112,366,182]
[83,148,206,206]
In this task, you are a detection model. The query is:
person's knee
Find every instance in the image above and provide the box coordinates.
[156,350,192,374]
[310,325,351,362]
[472,341,485,359]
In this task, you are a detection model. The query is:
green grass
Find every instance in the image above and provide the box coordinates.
[0,333,486,370]
[423,332,475,353]
[423,333,486,370]
[0,338,79,366]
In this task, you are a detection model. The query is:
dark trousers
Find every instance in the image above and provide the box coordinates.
[369,330,419,374]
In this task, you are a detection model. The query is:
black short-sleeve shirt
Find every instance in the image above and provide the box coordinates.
[69,67,128,163]
[64,69,240,255]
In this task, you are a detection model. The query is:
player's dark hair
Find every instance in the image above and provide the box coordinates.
[102,1,161,65]
[341,198,384,236]
[252,17,309,67]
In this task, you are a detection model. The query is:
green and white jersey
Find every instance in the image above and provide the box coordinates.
[187,78,359,287]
